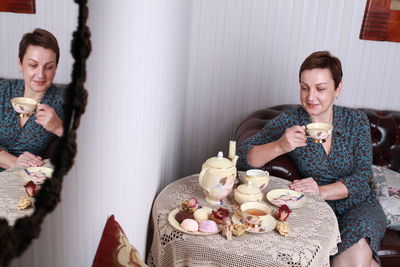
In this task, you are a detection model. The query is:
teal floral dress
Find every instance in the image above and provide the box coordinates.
[237,105,386,260]
[0,79,64,171]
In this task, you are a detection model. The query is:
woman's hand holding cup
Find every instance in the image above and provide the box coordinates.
[35,103,64,137]
[277,125,307,153]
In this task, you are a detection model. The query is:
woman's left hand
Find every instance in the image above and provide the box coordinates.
[290,177,320,195]
[35,103,64,137]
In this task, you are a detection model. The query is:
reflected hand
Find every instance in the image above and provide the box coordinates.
[290,177,320,195]
[277,125,307,153]
[35,103,64,136]
[15,152,44,168]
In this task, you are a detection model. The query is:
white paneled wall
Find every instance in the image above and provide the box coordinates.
[12,1,191,266]
[0,0,77,83]
[182,0,400,176]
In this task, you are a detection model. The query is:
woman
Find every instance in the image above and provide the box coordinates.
[0,28,64,171]
[237,51,386,267]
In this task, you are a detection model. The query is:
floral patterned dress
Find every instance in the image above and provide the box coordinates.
[0,79,64,171]
[237,105,386,259]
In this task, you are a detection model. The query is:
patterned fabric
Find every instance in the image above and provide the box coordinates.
[0,79,64,171]
[148,174,341,267]
[237,105,386,257]
[92,215,147,267]
[370,165,400,231]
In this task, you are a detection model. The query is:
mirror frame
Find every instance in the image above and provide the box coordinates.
[0,0,91,265]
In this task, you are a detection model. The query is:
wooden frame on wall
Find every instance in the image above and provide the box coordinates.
[360,0,400,42]
[0,0,35,14]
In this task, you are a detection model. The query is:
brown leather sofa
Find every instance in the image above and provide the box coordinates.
[235,105,400,267]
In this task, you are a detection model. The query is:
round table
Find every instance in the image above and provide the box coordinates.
[148,173,341,267]
[0,160,52,226]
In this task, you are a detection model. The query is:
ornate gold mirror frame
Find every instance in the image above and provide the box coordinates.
[0,0,91,265]
[360,0,400,42]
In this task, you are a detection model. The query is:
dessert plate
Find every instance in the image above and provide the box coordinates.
[231,213,276,233]
[168,208,220,235]
[266,189,307,209]
[18,166,54,183]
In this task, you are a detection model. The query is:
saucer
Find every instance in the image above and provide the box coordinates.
[18,167,54,183]
[231,214,276,233]
[266,189,307,209]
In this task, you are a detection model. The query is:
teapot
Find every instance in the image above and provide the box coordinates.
[198,141,239,205]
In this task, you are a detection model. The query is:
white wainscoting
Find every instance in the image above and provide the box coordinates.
[12,1,191,266]
[0,0,77,83]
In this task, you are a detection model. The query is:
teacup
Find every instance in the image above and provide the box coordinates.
[305,122,333,143]
[11,97,38,117]
[240,201,272,228]
[243,169,270,190]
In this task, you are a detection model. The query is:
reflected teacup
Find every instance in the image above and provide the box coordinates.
[305,122,333,143]
[11,97,38,116]
[240,201,272,228]
[243,169,270,190]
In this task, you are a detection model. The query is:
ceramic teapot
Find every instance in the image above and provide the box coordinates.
[199,141,239,205]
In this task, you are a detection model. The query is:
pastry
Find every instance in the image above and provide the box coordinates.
[181,219,199,232]
[193,208,210,221]
[198,220,218,233]
[210,207,230,224]
[175,210,194,224]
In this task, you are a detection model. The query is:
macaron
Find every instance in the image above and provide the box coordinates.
[181,219,199,232]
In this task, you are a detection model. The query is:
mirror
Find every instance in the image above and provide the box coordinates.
[0,0,91,265]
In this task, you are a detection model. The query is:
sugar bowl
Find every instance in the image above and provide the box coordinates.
[234,181,263,205]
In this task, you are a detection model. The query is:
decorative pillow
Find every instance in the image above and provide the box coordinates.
[92,215,147,267]
[370,165,400,231]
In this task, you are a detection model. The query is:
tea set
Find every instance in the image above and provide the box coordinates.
[171,125,334,235]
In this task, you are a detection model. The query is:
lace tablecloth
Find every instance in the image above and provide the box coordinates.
[0,161,52,226]
[148,173,341,267]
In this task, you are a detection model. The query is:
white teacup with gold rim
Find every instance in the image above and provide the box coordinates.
[240,201,273,228]
[11,97,38,117]
[243,169,270,190]
[305,122,333,143]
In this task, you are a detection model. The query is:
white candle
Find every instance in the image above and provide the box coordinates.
[229,140,236,159]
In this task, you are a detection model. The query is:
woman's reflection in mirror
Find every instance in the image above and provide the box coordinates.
[0,28,64,171]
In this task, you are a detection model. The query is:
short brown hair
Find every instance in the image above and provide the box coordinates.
[19,28,60,65]
[299,51,342,89]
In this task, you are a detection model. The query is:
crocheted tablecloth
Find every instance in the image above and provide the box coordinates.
[0,161,52,226]
[148,173,341,267]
